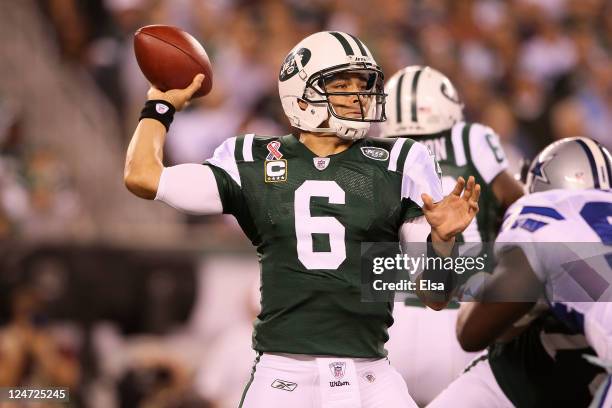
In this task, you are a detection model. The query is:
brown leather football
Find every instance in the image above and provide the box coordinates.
[134,25,213,98]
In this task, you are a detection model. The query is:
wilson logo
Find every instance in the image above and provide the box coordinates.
[329,381,350,387]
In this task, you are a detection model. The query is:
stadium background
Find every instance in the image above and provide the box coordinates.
[0,0,609,407]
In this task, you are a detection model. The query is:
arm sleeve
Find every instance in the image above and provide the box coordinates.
[154,137,244,216]
[399,216,431,244]
[154,164,223,215]
[400,142,444,221]
[469,124,509,184]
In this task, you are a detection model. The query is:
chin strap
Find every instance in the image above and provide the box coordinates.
[296,121,370,141]
[329,115,370,140]
[294,104,372,140]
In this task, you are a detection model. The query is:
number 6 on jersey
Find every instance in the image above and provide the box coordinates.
[295,180,346,270]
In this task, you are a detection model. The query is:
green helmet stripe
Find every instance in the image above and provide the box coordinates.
[395,72,406,124]
[347,33,368,56]
[410,67,424,122]
[329,32,354,56]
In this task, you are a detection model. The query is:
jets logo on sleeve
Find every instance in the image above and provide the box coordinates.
[360,147,389,161]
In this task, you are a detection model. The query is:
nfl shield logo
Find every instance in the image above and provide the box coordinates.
[313,157,330,171]
[329,362,346,379]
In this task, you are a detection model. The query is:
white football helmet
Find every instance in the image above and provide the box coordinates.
[278,31,386,140]
[525,137,612,193]
[381,66,464,137]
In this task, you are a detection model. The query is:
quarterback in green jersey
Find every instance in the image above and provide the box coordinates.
[124,32,480,408]
[381,66,525,405]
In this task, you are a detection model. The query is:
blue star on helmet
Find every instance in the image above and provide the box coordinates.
[531,155,554,184]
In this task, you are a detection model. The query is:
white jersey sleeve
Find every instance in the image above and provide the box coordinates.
[154,137,242,215]
[402,141,444,207]
[399,215,431,243]
[467,123,508,184]
[155,164,223,214]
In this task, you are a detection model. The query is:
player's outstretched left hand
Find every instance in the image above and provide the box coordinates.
[421,176,481,241]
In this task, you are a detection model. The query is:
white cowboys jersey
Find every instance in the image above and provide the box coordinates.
[496,189,612,363]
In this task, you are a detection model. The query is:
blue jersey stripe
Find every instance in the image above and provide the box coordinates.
[519,206,565,220]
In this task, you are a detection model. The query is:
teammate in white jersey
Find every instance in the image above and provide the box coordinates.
[457,137,612,408]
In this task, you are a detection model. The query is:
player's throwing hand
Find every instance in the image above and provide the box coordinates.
[147,73,205,111]
[421,176,481,241]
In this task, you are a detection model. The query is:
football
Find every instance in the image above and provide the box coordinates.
[134,25,213,98]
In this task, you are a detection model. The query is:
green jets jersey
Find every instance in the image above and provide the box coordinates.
[488,314,605,408]
[416,121,509,243]
[205,134,442,358]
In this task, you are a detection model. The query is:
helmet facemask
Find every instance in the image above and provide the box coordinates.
[300,65,386,140]
[304,67,386,122]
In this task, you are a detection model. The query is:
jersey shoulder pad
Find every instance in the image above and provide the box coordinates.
[362,136,396,151]
[379,137,419,174]
[206,136,241,186]
[233,133,292,162]
[358,136,401,168]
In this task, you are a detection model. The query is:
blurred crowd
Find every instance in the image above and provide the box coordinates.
[0,0,610,240]
[0,0,610,407]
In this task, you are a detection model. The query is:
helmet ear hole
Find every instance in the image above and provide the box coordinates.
[297,99,308,111]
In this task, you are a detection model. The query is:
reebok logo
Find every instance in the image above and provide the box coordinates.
[271,379,297,392]
[155,103,170,114]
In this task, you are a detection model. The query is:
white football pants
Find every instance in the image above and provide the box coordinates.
[426,353,513,408]
[239,352,418,408]
[386,305,479,406]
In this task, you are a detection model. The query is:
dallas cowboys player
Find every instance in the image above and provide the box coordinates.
[381,66,524,405]
[456,137,612,408]
[124,32,480,407]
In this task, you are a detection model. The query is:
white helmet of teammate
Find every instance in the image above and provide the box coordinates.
[526,137,612,193]
[381,66,464,137]
[278,31,386,140]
